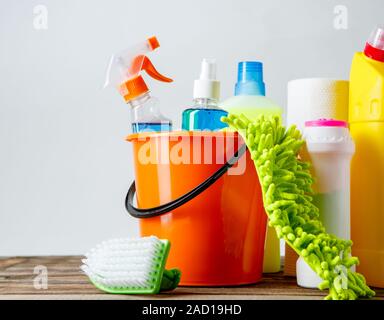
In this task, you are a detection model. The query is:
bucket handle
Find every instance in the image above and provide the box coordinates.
[125,143,247,218]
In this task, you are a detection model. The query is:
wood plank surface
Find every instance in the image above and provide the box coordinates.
[0,256,382,300]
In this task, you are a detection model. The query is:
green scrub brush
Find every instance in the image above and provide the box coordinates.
[222,113,375,300]
[81,236,181,294]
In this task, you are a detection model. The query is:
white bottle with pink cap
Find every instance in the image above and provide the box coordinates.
[296,119,355,288]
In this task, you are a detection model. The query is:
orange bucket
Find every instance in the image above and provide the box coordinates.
[126,131,267,286]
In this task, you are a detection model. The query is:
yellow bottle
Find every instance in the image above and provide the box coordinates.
[349,26,384,288]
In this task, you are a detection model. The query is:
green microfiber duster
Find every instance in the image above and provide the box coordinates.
[222,113,375,300]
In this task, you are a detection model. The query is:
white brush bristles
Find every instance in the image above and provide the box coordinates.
[81,236,164,289]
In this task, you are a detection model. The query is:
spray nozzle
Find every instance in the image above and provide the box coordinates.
[193,58,220,100]
[199,58,217,80]
[104,36,173,102]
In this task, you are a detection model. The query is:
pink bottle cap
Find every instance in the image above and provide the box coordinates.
[305,119,348,128]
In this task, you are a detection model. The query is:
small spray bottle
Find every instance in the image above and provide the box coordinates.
[182,59,227,131]
[105,36,173,133]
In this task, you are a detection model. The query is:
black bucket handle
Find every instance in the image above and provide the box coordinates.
[125,144,247,218]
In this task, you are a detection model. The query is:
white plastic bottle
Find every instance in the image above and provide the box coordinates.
[296,119,355,288]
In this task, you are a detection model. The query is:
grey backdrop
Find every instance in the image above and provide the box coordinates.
[0,0,382,255]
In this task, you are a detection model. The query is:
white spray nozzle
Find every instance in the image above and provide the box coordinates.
[199,58,217,80]
[193,58,220,100]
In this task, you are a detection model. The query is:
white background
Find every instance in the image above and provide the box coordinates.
[0,0,383,255]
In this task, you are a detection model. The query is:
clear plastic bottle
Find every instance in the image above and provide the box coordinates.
[182,59,227,131]
[130,92,172,133]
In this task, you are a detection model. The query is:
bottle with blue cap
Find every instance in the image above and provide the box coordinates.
[221,61,282,120]
[182,58,228,131]
[221,61,283,273]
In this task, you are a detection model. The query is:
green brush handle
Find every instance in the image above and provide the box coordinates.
[160,268,182,291]
[222,114,375,300]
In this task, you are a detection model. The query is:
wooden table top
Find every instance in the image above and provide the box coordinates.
[0,256,383,300]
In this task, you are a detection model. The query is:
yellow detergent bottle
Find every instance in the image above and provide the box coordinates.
[349,26,384,288]
[221,61,282,273]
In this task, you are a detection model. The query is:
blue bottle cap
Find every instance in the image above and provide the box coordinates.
[235,61,266,96]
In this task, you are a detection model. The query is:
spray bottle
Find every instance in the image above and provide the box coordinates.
[182,59,227,131]
[349,26,384,288]
[105,36,173,133]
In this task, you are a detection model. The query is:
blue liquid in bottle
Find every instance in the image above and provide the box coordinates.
[129,93,172,133]
[182,98,228,131]
[132,122,172,133]
[182,107,227,131]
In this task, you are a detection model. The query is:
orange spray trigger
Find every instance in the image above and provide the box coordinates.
[119,55,173,102]
[106,36,172,102]
[141,56,173,83]
[147,36,160,50]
